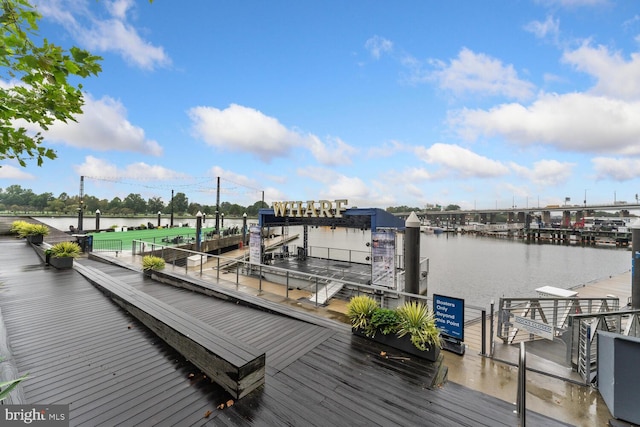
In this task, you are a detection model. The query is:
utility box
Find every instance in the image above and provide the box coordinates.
[598,331,640,424]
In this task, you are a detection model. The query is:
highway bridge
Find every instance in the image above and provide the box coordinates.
[395,203,640,227]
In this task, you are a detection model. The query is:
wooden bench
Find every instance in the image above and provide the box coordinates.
[74,263,265,399]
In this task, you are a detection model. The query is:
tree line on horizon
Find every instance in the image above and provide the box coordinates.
[0,185,465,218]
[0,185,268,217]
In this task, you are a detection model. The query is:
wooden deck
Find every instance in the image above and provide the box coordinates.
[0,237,571,426]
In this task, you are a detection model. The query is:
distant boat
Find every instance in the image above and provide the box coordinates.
[420,224,444,234]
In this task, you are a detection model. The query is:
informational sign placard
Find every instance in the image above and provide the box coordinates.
[433,294,465,341]
[249,226,262,265]
[371,231,396,289]
[513,315,554,340]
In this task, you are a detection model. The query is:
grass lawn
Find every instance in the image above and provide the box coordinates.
[89,226,218,248]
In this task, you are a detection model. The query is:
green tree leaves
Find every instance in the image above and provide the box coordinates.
[0,0,102,167]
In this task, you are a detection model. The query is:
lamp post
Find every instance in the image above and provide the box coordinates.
[170,189,174,228]
[215,210,219,235]
[196,211,202,252]
[242,213,247,247]
[221,213,225,230]
[157,211,161,228]
[77,200,84,231]
[95,209,101,231]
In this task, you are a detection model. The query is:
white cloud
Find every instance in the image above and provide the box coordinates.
[306,135,356,166]
[509,159,575,186]
[0,165,36,180]
[37,0,170,70]
[415,143,510,178]
[450,92,640,155]
[524,16,560,40]
[31,94,162,155]
[189,104,355,165]
[563,42,640,100]
[74,156,188,180]
[429,48,536,100]
[592,157,640,181]
[365,36,393,59]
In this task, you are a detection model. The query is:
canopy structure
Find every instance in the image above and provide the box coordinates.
[258,207,405,231]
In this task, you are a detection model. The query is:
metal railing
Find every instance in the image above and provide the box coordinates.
[568,310,640,384]
[91,239,123,254]
[132,240,489,354]
[517,341,526,426]
[497,296,620,345]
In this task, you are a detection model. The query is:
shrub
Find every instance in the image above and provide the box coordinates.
[48,241,81,258]
[370,308,400,336]
[396,301,441,351]
[347,296,442,350]
[12,222,49,237]
[346,295,379,334]
[142,255,165,271]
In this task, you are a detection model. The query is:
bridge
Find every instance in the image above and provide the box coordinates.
[395,203,640,227]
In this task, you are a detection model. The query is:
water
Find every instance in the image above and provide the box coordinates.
[36,217,631,309]
[296,226,631,309]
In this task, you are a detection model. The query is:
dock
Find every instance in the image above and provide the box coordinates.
[0,235,570,426]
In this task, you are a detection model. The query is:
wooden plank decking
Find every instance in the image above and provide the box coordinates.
[0,238,571,426]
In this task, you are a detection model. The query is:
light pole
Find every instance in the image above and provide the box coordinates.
[242,213,247,247]
[221,213,224,230]
[157,211,161,228]
[195,211,202,252]
[95,209,101,231]
[584,189,588,207]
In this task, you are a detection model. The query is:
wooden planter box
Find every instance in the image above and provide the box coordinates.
[353,328,440,362]
[49,256,74,269]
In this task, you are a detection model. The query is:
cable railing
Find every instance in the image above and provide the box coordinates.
[131,239,490,355]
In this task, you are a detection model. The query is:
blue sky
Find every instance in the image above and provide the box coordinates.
[3,0,640,210]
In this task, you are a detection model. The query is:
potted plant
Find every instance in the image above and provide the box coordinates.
[47,241,81,269]
[347,295,442,361]
[15,223,50,244]
[142,255,165,277]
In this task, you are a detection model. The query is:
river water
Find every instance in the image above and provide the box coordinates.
[36,217,631,309]
[293,226,630,309]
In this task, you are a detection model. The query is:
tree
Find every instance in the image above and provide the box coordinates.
[168,192,188,214]
[445,204,461,211]
[1,0,102,167]
[147,196,165,214]
[123,193,147,214]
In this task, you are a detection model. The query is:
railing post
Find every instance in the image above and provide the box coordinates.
[490,301,495,356]
[314,277,319,307]
[259,265,263,291]
[217,257,220,280]
[199,255,203,276]
[517,341,526,426]
[286,271,289,299]
[481,309,487,356]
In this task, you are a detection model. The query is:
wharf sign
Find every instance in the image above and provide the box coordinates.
[272,199,348,218]
[434,294,464,341]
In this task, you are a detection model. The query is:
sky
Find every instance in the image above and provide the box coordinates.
[3,0,640,211]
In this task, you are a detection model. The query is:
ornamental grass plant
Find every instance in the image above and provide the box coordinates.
[347,295,442,350]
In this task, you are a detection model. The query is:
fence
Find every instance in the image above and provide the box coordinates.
[91,239,123,254]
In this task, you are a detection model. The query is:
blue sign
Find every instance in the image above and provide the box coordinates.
[433,294,464,341]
